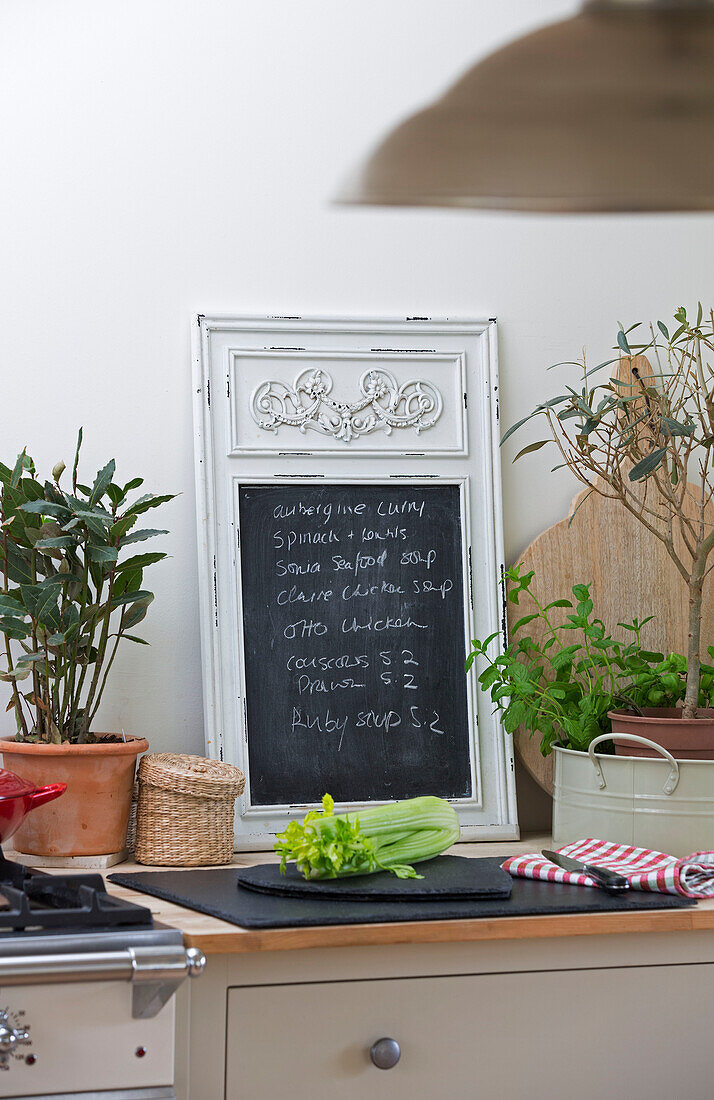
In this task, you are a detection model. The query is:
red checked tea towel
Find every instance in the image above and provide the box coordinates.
[503,838,714,899]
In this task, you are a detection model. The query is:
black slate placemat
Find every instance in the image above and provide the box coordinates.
[109,857,696,930]
[235,855,513,901]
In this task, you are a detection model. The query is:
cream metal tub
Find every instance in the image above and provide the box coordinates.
[553,733,714,857]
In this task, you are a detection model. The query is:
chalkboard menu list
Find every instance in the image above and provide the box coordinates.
[238,483,472,807]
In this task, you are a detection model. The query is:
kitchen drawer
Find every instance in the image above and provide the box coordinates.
[226,965,714,1099]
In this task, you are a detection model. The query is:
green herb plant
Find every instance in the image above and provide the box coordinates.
[466,565,714,756]
[0,431,175,744]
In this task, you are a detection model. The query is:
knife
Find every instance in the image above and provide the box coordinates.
[541,850,630,894]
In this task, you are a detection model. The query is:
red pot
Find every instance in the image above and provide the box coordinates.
[0,769,66,846]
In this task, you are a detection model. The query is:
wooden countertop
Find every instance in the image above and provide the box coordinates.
[94,835,714,955]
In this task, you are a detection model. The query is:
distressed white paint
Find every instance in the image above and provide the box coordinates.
[246,359,449,451]
[194,315,518,846]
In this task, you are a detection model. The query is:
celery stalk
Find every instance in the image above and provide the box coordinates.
[274,794,460,880]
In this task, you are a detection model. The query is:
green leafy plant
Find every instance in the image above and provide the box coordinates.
[502,305,714,719]
[274,793,460,880]
[0,431,175,744]
[466,566,714,755]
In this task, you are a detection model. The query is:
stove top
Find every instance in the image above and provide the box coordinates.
[0,849,153,935]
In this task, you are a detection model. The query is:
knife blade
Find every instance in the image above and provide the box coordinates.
[541,850,630,894]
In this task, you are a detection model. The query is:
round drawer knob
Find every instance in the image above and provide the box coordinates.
[370,1037,401,1070]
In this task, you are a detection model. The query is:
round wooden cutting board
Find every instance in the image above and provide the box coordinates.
[507,358,714,794]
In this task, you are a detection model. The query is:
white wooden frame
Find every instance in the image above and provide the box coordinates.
[193,315,518,848]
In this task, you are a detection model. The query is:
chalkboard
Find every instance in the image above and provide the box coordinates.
[238,483,472,806]
[195,314,518,845]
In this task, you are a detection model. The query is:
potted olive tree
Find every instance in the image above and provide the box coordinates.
[0,431,174,859]
[504,304,714,758]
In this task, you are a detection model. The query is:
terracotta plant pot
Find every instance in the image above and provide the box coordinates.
[0,735,149,857]
[608,708,714,760]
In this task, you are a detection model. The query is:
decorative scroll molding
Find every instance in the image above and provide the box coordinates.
[250,368,443,443]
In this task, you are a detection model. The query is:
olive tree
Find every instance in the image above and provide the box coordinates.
[505,305,714,720]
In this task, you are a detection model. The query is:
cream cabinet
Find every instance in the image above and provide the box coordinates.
[180,936,714,1100]
[223,967,713,1099]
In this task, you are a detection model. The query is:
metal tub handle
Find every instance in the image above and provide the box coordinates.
[588,733,680,795]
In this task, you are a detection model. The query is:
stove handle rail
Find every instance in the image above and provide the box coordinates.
[0,945,206,1019]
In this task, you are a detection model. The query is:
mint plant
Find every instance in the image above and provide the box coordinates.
[466,565,714,755]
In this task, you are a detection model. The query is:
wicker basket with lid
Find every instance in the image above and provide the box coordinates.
[134,753,245,866]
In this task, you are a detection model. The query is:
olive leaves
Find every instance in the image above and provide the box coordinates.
[501,305,714,719]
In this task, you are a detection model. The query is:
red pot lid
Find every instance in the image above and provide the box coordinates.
[0,768,38,800]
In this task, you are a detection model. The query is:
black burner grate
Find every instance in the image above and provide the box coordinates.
[0,851,153,932]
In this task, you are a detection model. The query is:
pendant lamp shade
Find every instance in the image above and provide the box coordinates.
[339,1,714,212]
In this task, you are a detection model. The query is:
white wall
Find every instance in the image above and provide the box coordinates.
[3,0,714,826]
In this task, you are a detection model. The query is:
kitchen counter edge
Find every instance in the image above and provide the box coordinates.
[97,834,714,954]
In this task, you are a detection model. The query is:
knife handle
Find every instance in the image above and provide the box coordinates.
[583,863,630,893]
